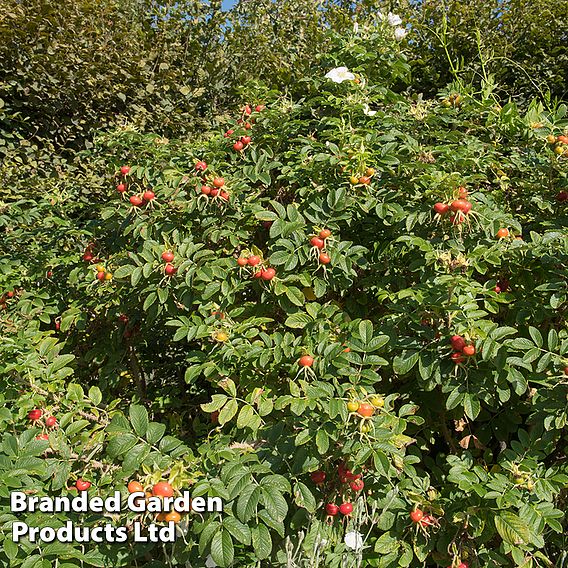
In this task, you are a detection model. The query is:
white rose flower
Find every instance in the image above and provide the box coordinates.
[344,531,364,551]
[388,12,403,26]
[325,67,356,83]
[363,104,377,117]
[394,27,408,41]
[353,22,359,34]
[205,555,217,568]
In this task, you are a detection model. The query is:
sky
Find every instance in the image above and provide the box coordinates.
[222,0,236,10]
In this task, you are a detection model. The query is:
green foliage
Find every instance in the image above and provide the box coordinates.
[395,0,568,105]
[1,9,568,568]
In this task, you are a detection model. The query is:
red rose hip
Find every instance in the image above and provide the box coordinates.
[325,503,339,516]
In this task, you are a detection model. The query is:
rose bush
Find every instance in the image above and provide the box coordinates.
[1,15,568,568]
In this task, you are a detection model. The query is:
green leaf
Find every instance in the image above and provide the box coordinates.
[129,404,149,437]
[251,523,272,560]
[315,429,329,454]
[131,266,143,287]
[393,351,419,375]
[199,521,221,555]
[4,533,18,559]
[294,481,316,513]
[201,395,228,412]
[528,327,543,348]
[146,422,166,445]
[494,511,531,546]
[236,404,255,429]
[237,485,261,522]
[113,264,134,279]
[65,419,90,437]
[463,394,481,420]
[261,488,288,521]
[284,312,313,329]
[547,328,558,351]
[223,516,251,545]
[107,433,137,458]
[218,399,238,425]
[88,386,102,406]
[210,529,234,567]
[295,429,312,445]
[285,286,305,306]
[359,320,373,344]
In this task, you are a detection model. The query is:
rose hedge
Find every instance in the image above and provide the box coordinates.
[1,18,568,568]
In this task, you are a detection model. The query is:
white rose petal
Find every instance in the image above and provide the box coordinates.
[353,22,359,34]
[388,12,403,26]
[315,537,328,549]
[376,11,385,21]
[394,27,408,40]
[325,67,356,84]
[205,555,217,568]
[344,531,364,551]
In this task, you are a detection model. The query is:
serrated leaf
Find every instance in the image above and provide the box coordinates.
[129,405,149,437]
[251,523,272,560]
[223,516,251,545]
[210,529,234,567]
[359,320,373,344]
[463,394,481,420]
[261,488,288,521]
[146,422,166,445]
[393,351,419,375]
[237,485,261,522]
[294,481,316,512]
[494,511,531,545]
[201,395,228,413]
[236,404,255,429]
[284,312,313,329]
[88,386,102,406]
[218,399,238,425]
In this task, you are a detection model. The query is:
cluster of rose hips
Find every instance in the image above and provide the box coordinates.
[433,188,473,225]
[161,251,177,277]
[411,507,469,567]
[115,165,131,193]
[449,334,476,364]
[93,263,112,282]
[347,396,384,432]
[409,508,438,528]
[127,480,182,524]
[547,133,568,156]
[236,254,276,281]
[348,167,375,186]
[198,169,230,202]
[312,462,368,519]
[128,190,156,208]
[441,93,462,108]
[116,165,157,208]
[29,408,58,441]
[224,104,265,152]
[310,228,332,265]
[0,289,14,310]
